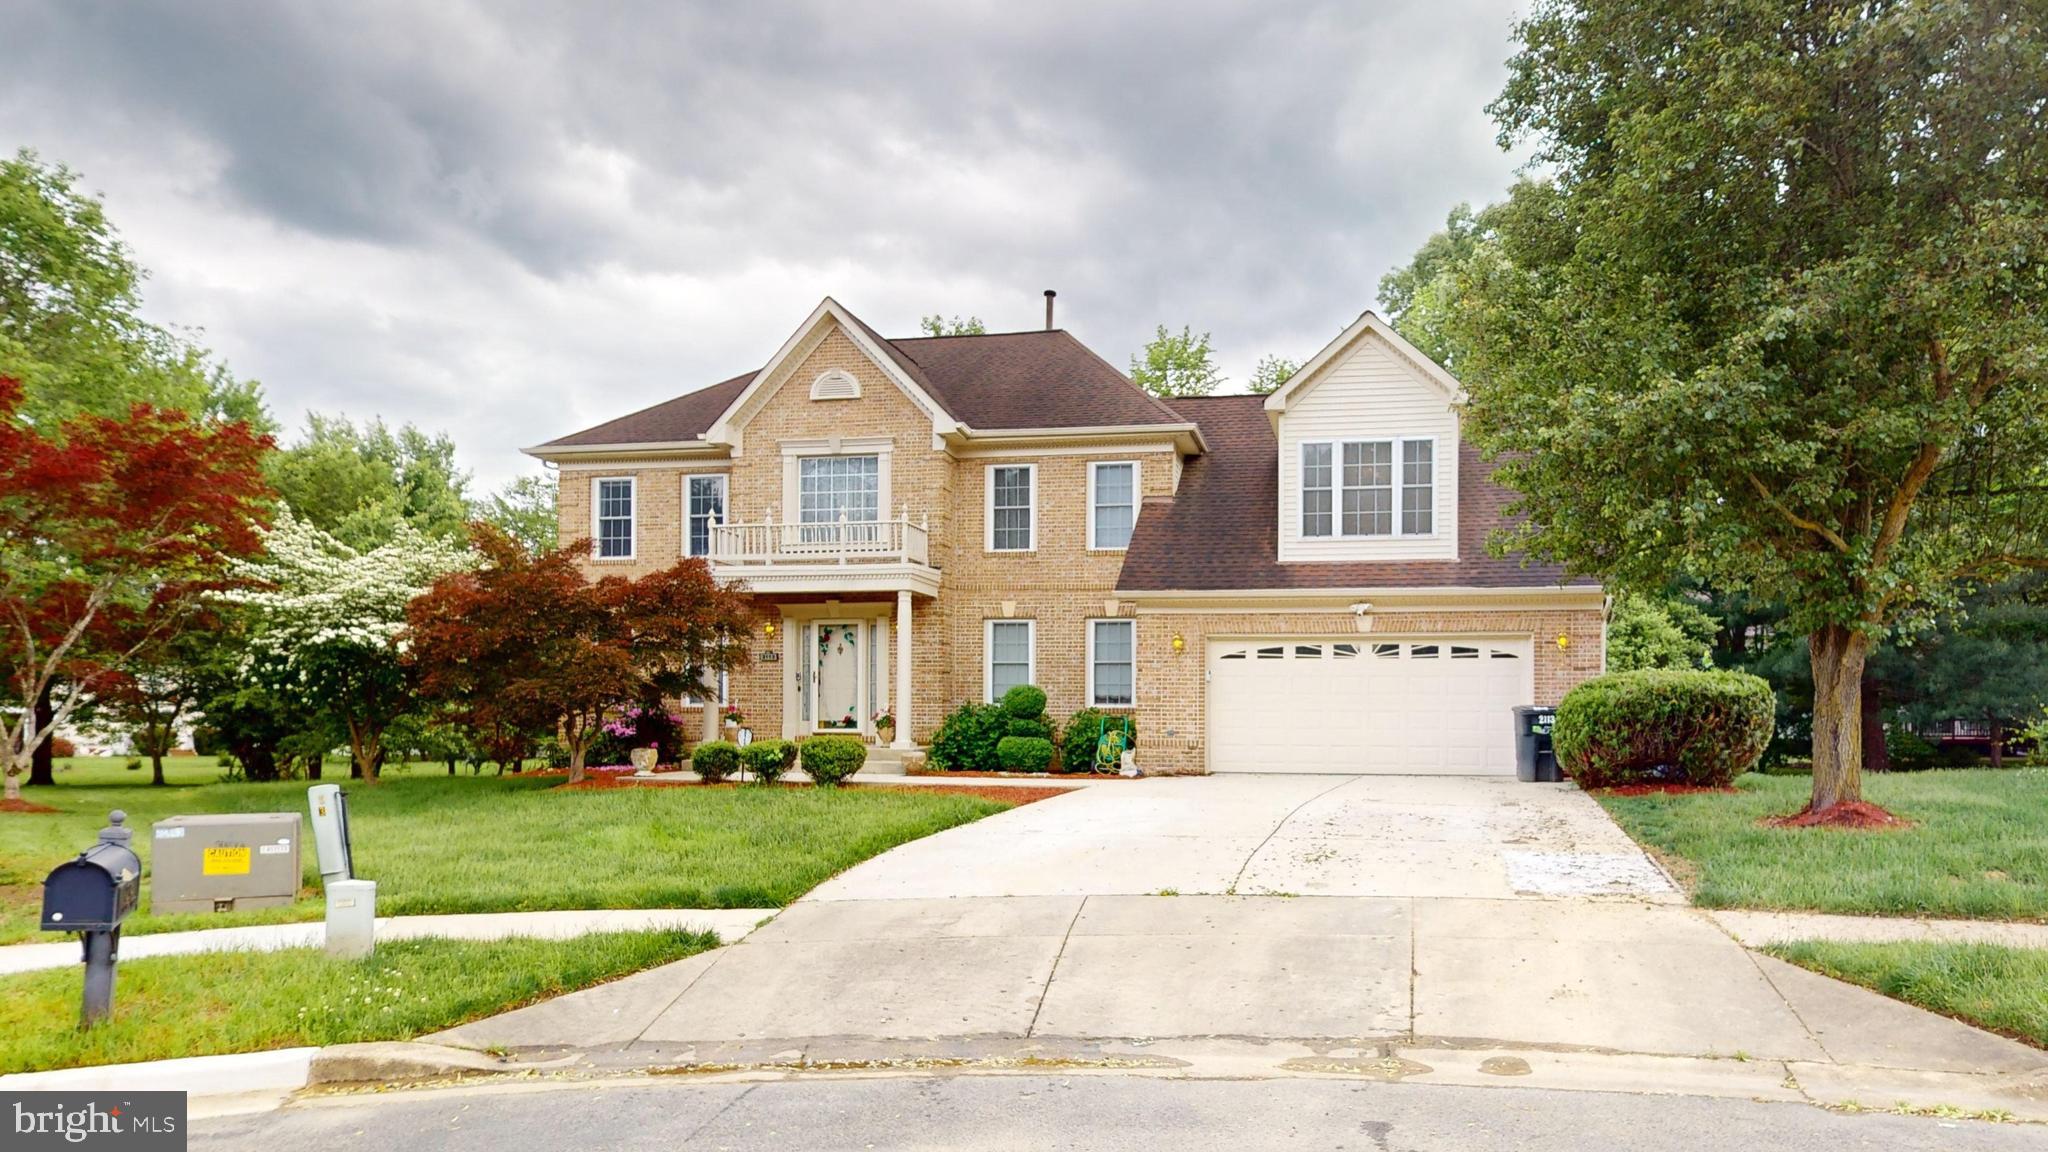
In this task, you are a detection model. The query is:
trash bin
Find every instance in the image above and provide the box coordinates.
[1512,705,1560,782]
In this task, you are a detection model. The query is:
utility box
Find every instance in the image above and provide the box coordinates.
[150,813,303,914]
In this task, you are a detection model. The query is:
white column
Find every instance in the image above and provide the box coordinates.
[893,589,914,749]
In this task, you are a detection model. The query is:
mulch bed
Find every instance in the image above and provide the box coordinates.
[1762,800,1915,830]
[906,769,1125,780]
[849,783,1073,806]
[0,798,60,814]
[544,772,1072,806]
[1596,783,1740,797]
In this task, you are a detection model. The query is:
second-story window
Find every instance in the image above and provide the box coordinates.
[1301,444,1334,537]
[1301,438,1436,538]
[595,477,635,559]
[1089,462,1137,550]
[988,464,1035,551]
[799,455,879,543]
[686,474,726,557]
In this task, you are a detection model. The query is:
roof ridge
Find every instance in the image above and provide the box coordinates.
[891,328,1070,342]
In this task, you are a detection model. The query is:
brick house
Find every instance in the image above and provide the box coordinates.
[526,297,1605,774]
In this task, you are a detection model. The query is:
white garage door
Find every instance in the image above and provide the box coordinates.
[1207,637,1533,775]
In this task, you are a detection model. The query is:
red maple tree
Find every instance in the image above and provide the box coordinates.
[0,377,273,802]
[406,525,756,784]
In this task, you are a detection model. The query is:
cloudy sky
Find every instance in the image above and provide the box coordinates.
[2,0,1529,489]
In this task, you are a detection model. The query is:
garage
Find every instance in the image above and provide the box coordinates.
[1206,636,1533,774]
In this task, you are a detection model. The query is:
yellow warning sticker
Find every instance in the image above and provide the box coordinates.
[202,846,252,876]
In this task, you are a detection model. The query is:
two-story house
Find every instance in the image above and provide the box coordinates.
[525,297,1604,774]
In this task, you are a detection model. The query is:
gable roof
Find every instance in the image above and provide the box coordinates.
[531,300,1187,454]
[1261,309,1462,417]
[1114,394,1591,593]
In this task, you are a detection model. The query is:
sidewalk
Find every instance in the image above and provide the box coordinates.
[1710,909,2048,949]
[0,907,777,976]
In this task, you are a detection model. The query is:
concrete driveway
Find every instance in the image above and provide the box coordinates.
[807,774,1678,902]
[434,776,2048,1117]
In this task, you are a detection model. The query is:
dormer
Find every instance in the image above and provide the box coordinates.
[1261,311,1462,563]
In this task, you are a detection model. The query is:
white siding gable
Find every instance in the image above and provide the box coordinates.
[1276,331,1459,562]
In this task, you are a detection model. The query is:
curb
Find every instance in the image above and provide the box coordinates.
[0,1047,319,1117]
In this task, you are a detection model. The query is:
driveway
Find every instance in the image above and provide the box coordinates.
[807,774,1678,902]
[434,775,2048,1116]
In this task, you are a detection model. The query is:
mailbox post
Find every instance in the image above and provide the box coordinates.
[41,811,142,1028]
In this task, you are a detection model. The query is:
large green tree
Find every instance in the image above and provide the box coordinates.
[478,473,558,556]
[268,414,472,551]
[1434,0,2048,816]
[1129,325,1223,398]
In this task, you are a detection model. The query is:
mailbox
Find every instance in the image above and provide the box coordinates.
[42,813,141,932]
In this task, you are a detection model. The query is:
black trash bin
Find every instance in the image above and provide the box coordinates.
[1512,705,1560,782]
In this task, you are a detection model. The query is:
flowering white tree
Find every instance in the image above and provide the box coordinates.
[222,508,473,779]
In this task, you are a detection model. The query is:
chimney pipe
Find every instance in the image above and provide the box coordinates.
[1044,289,1056,330]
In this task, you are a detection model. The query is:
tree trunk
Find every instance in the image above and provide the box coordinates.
[1989,718,2004,770]
[151,747,165,786]
[1860,674,1890,774]
[307,753,322,781]
[1808,624,1871,812]
[3,757,22,803]
[28,684,55,787]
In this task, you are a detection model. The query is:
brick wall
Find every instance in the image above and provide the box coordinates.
[1132,606,1606,774]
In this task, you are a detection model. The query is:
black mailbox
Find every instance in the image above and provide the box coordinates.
[42,813,141,932]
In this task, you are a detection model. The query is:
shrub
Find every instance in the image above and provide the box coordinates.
[47,735,77,759]
[739,738,798,784]
[1553,669,1775,788]
[1060,709,1138,773]
[931,702,1006,771]
[1006,717,1054,741]
[801,735,868,786]
[1000,684,1048,719]
[996,735,1056,773]
[690,740,741,783]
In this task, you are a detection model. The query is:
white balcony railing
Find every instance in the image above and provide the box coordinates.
[709,511,930,567]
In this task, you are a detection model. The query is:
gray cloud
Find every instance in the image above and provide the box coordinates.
[0,0,1527,487]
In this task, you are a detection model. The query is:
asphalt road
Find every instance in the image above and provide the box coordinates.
[193,1074,2036,1151]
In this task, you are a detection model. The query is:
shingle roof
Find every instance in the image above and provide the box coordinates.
[538,324,1187,450]
[540,370,754,448]
[1113,394,1591,592]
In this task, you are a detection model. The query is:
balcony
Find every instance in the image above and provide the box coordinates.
[707,512,939,596]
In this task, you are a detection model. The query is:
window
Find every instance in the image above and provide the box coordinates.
[686,474,726,558]
[1402,440,1434,535]
[799,455,879,542]
[1300,443,1333,537]
[682,670,729,707]
[986,620,1035,702]
[1341,441,1393,536]
[594,477,635,559]
[1299,438,1436,538]
[1089,462,1137,550]
[1088,620,1135,707]
[1411,644,1439,658]
[987,464,1035,551]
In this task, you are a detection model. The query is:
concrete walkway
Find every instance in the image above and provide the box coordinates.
[1712,909,2048,949]
[0,908,775,976]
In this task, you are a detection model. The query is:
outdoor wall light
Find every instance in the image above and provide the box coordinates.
[1556,633,1570,650]
[764,622,778,638]
[1171,633,1185,652]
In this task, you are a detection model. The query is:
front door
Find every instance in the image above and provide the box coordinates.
[812,620,865,733]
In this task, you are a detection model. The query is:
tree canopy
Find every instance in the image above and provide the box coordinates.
[268,413,473,551]
[1247,355,1299,395]
[918,314,986,336]
[478,473,559,556]
[1129,324,1223,397]
[1423,0,2048,815]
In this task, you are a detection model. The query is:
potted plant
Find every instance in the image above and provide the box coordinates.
[720,704,744,736]
[872,707,895,745]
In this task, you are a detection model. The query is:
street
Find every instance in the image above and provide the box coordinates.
[193,1073,2034,1151]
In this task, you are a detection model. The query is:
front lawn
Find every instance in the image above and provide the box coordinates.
[0,928,717,1074]
[1,774,1014,944]
[1594,769,2048,920]
[1766,939,2048,1050]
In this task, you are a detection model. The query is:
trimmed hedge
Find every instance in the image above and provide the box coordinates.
[739,738,799,784]
[1005,717,1054,741]
[800,735,868,786]
[1061,709,1137,774]
[1553,669,1775,788]
[996,735,1056,773]
[1000,684,1048,719]
[690,740,741,783]
[930,702,1006,771]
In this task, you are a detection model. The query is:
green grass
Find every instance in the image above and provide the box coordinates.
[0,929,717,1073]
[1766,940,2048,1049]
[41,754,229,787]
[1594,769,2048,920]
[1,773,1013,945]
